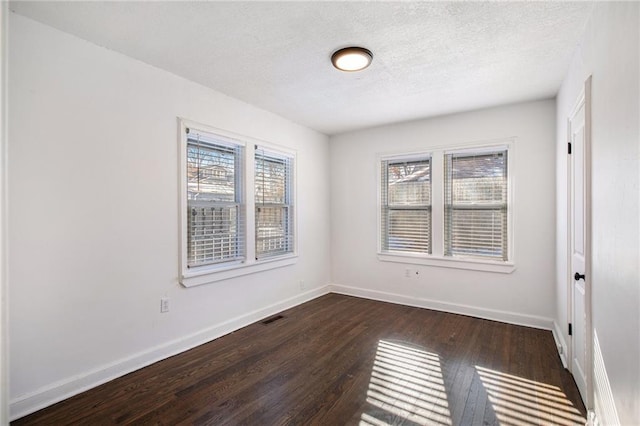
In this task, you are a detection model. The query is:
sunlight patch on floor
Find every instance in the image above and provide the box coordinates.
[476,366,585,426]
[360,340,452,426]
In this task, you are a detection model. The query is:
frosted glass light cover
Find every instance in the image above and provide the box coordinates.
[331,47,372,72]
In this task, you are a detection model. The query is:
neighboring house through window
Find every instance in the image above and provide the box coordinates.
[179,120,297,287]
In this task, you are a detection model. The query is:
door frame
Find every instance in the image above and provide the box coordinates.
[566,75,593,410]
[0,0,8,422]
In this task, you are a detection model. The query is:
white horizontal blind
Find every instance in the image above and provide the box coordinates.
[444,149,508,260]
[381,157,432,254]
[186,130,244,267]
[255,147,294,259]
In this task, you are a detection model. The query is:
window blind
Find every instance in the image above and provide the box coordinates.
[381,157,432,254]
[186,131,244,267]
[444,149,508,260]
[255,147,294,259]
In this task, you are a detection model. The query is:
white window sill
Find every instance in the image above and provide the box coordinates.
[378,253,515,274]
[181,254,298,287]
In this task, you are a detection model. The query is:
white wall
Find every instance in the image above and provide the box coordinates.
[555,3,639,424]
[8,13,331,419]
[330,100,557,327]
[1,1,9,423]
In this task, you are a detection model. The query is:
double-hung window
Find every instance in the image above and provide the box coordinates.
[378,141,513,272]
[180,120,297,287]
[380,156,432,254]
[186,130,244,267]
[444,148,508,260]
[255,147,294,259]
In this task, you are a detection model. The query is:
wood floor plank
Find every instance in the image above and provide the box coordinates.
[12,294,586,425]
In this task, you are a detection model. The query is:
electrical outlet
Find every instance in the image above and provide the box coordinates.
[160,297,170,313]
[405,268,420,279]
[299,280,305,290]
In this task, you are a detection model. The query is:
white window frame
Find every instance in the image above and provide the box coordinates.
[179,119,297,287]
[377,138,515,274]
[380,153,433,255]
[444,146,510,261]
[185,130,245,268]
[255,146,295,260]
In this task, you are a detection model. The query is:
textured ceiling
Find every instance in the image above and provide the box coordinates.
[10,1,593,135]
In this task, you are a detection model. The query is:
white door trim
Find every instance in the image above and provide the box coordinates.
[584,75,593,412]
[0,1,8,423]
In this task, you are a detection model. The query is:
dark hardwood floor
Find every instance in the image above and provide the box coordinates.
[13,294,586,425]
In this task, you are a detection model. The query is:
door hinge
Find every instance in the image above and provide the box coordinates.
[568,142,572,154]
[568,323,573,336]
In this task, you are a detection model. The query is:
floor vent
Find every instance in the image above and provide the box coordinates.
[262,315,285,325]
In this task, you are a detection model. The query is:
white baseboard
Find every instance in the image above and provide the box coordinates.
[9,285,330,421]
[593,330,620,426]
[329,283,554,330]
[552,321,569,368]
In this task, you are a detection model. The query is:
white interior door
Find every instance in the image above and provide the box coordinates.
[568,78,592,405]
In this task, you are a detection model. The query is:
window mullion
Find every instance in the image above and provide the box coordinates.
[431,150,444,257]
[245,144,256,262]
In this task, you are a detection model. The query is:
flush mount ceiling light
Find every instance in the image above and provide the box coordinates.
[331,47,373,72]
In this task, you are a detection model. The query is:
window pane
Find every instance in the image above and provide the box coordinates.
[387,209,431,253]
[187,143,236,202]
[381,157,431,254]
[446,208,506,258]
[448,153,507,205]
[255,155,286,204]
[445,150,508,260]
[187,135,244,267]
[388,160,431,205]
[256,206,292,257]
[188,202,241,266]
